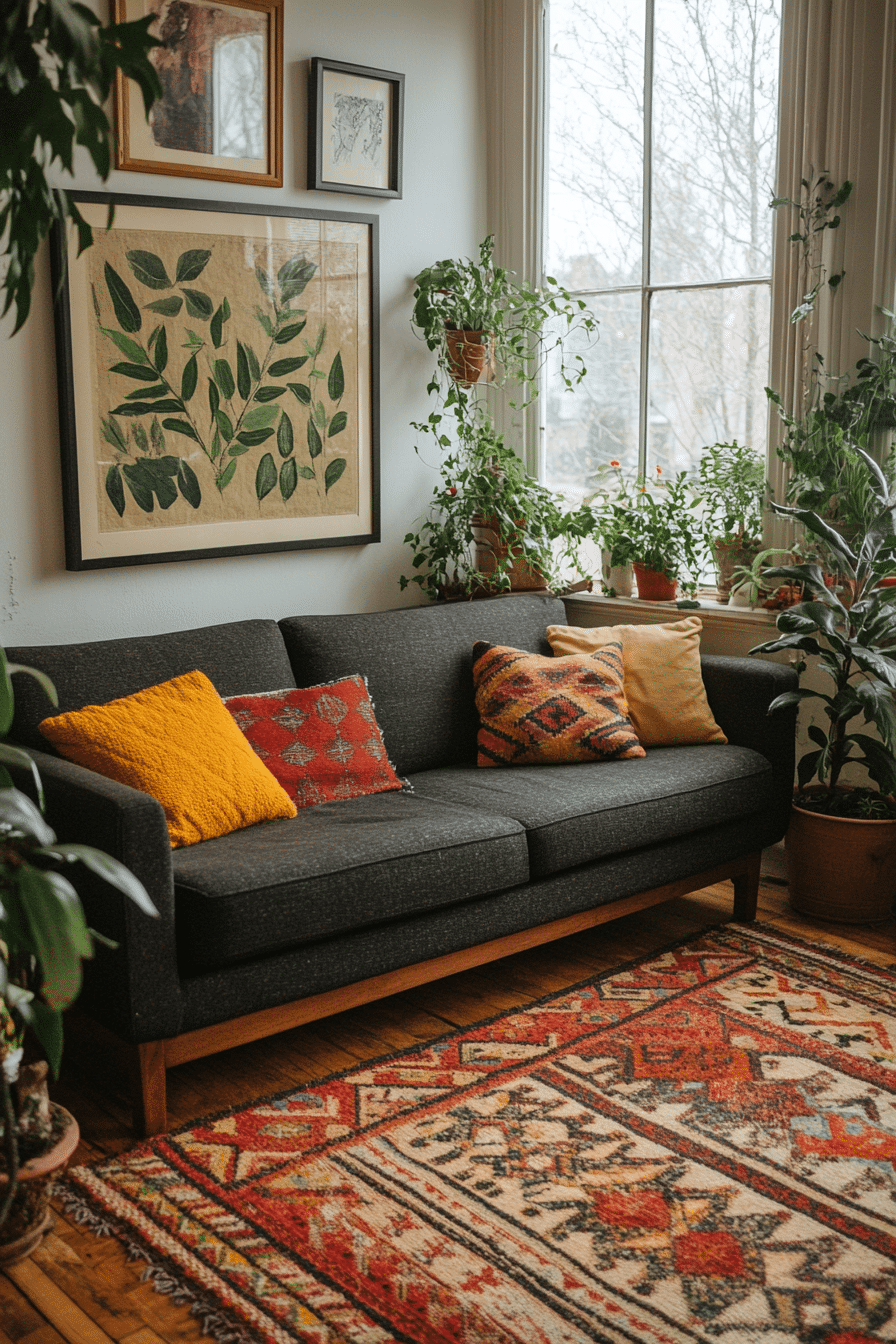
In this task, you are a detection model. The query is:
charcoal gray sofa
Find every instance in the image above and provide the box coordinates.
[6,593,796,1133]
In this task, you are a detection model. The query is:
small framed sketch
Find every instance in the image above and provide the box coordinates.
[113,0,283,187]
[309,58,404,199]
[50,191,380,569]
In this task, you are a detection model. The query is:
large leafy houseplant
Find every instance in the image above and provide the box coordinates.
[1,0,161,333]
[750,446,896,815]
[0,647,156,1239]
[402,237,598,601]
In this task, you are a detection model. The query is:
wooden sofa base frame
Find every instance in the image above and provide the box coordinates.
[109,852,758,1135]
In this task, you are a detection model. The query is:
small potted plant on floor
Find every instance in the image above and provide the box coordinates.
[750,447,896,922]
[697,440,767,601]
[1,647,157,1263]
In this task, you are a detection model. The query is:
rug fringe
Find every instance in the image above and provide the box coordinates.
[55,1183,258,1344]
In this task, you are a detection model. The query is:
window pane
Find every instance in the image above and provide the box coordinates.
[646,283,770,473]
[547,0,645,288]
[651,0,780,285]
[543,290,642,493]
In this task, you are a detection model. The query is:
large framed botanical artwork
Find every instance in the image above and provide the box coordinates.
[50,193,379,570]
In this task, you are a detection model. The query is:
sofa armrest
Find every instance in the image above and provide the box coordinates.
[7,746,184,1043]
[701,654,797,812]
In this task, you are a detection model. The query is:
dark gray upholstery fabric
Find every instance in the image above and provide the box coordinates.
[172,791,529,971]
[176,810,777,1035]
[701,655,797,815]
[279,593,568,775]
[7,620,296,750]
[407,745,772,878]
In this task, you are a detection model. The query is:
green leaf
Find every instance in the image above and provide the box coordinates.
[289,382,311,406]
[151,418,166,454]
[104,262,141,332]
[181,354,198,402]
[144,295,183,317]
[243,404,279,431]
[277,413,294,458]
[183,289,213,320]
[14,866,91,1010]
[110,361,162,382]
[215,408,234,441]
[297,464,316,480]
[218,460,238,489]
[105,464,125,516]
[161,418,200,443]
[255,266,274,298]
[275,320,307,345]
[227,442,251,456]
[307,418,322,459]
[132,423,149,454]
[152,325,168,374]
[28,1000,64,1079]
[101,416,128,452]
[126,250,171,289]
[328,410,348,437]
[279,457,298,499]
[236,342,251,400]
[313,400,327,429]
[112,399,182,416]
[245,344,261,382]
[313,324,327,357]
[269,356,309,377]
[124,383,168,401]
[214,358,236,399]
[210,300,229,348]
[255,308,274,337]
[254,386,285,402]
[236,428,274,447]
[51,844,157,917]
[102,328,148,363]
[328,350,344,400]
[176,249,212,282]
[255,452,278,500]
[177,460,201,508]
[325,458,347,492]
[208,379,220,417]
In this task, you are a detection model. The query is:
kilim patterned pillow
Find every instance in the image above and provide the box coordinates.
[224,675,406,808]
[472,641,646,767]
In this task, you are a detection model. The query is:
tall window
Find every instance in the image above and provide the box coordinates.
[543,0,781,494]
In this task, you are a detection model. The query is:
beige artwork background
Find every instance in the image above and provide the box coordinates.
[87,225,361,534]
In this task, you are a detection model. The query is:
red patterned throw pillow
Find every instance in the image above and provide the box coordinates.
[472,641,645,767]
[224,676,405,808]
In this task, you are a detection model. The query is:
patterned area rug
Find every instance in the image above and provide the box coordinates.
[61,923,896,1343]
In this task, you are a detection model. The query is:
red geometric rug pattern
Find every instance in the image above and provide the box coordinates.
[61,924,896,1343]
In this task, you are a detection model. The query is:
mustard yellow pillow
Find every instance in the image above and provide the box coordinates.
[546,617,726,748]
[40,670,297,848]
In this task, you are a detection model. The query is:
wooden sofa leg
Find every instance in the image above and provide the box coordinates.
[731,851,761,922]
[131,1041,168,1137]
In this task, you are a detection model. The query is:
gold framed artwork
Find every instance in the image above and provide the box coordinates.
[50,192,380,570]
[113,0,283,187]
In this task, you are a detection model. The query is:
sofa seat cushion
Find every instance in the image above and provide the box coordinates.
[408,744,772,879]
[171,791,529,971]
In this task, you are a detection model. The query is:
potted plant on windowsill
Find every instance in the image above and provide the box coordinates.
[602,467,705,601]
[750,446,896,922]
[1,647,157,1263]
[697,440,767,601]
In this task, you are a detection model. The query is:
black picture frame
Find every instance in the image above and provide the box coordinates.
[308,57,404,199]
[50,191,380,570]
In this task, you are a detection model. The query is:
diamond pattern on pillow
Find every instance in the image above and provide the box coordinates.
[223,674,406,808]
[472,641,645,767]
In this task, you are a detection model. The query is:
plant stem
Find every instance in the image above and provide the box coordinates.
[0,1072,19,1227]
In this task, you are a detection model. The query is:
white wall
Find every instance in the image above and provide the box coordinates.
[1,0,485,644]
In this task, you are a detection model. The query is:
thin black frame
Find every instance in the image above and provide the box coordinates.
[50,190,380,571]
[308,57,404,199]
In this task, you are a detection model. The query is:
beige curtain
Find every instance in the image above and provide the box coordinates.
[768,0,896,541]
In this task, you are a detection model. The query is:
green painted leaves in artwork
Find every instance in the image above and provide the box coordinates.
[214,358,235,399]
[254,386,285,402]
[162,417,199,442]
[269,356,308,377]
[122,456,181,512]
[276,413,294,458]
[288,382,311,405]
[102,329,147,363]
[101,416,127,452]
[151,326,168,374]
[105,465,125,516]
[219,460,237,490]
[177,460,201,508]
[275,319,306,345]
[210,298,231,348]
[278,256,317,305]
[328,351,344,401]
[325,459,347,493]
[279,457,298,499]
[236,428,273,447]
[104,263,141,332]
[255,452,277,500]
[110,361,160,382]
[307,418,322,459]
[242,404,279,432]
[215,408,234,442]
[236,342,251,400]
[181,354,198,402]
[126,250,171,289]
[176,250,212,283]
[329,410,348,437]
[183,289,213,320]
[144,296,183,317]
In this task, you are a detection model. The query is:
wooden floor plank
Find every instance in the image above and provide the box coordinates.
[4,1259,116,1344]
[2,876,894,1343]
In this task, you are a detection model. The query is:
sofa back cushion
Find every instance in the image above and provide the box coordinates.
[7,620,296,751]
[279,594,567,775]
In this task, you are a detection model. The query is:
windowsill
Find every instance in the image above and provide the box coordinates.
[561,590,780,660]
[563,590,778,625]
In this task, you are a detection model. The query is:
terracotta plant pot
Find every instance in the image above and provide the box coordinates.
[471,513,549,593]
[445,330,496,387]
[785,790,896,923]
[713,537,764,603]
[0,1102,80,1265]
[633,562,678,601]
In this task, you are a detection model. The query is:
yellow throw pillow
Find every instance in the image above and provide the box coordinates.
[546,617,727,748]
[472,641,645,766]
[40,670,297,848]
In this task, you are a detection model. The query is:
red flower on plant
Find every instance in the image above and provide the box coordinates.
[610,460,620,468]
[656,465,663,474]
[447,486,457,496]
